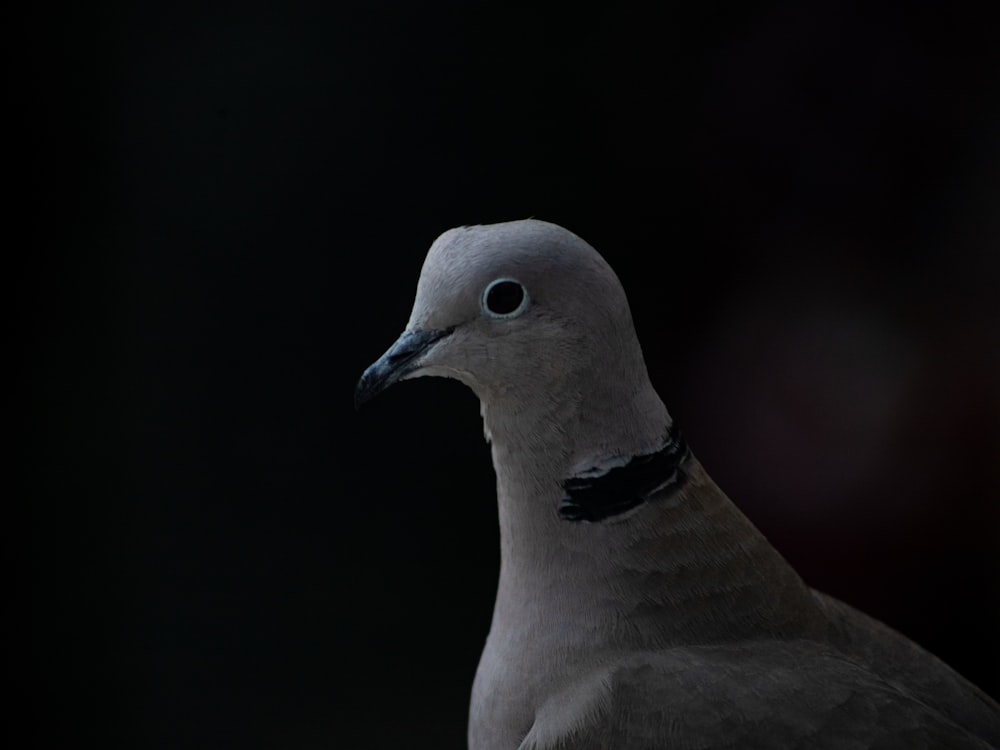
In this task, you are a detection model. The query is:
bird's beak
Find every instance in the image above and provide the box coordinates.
[355,327,454,409]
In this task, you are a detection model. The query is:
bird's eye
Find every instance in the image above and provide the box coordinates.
[482,278,529,318]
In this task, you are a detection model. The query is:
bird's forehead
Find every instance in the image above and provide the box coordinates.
[422,231,507,285]
[407,231,515,329]
[407,220,616,329]
[429,226,542,277]
[420,220,598,289]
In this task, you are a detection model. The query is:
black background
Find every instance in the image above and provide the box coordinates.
[20,2,999,748]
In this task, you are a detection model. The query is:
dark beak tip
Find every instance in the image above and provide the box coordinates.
[353,370,378,411]
[354,327,454,414]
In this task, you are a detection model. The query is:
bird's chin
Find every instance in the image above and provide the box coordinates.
[406,364,482,393]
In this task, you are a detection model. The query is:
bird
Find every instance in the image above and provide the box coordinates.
[355,219,1000,749]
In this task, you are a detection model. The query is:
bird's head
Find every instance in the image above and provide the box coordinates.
[355,219,647,411]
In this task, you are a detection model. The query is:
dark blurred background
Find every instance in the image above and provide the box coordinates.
[19,1,999,748]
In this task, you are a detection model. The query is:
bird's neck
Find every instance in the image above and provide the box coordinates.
[480,383,820,653]
[481,353,673,481]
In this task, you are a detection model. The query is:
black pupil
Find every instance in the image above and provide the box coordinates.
[486,281,524,315]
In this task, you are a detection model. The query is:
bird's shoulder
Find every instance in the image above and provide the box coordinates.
[518,640,997,750]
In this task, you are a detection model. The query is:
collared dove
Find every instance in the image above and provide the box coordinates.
[356,219,1000,749]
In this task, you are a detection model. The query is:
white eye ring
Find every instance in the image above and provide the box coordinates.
[481,277,530,319]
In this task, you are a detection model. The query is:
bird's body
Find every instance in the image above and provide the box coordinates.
[357,220,1000,749]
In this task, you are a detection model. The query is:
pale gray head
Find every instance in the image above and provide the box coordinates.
[356,219,670,477]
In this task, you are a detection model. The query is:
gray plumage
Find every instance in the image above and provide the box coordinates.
[356,219,1000,749]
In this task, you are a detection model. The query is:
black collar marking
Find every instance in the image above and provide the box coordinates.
[559,422,690,523]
